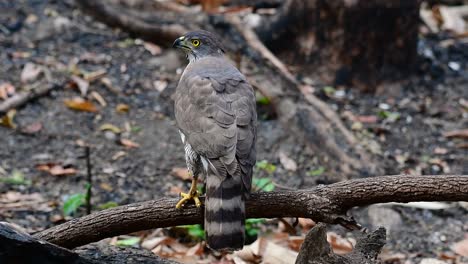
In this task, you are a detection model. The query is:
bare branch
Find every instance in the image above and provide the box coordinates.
[0,83,58,115]
[35,175,468,249]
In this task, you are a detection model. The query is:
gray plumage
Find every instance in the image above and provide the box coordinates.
[173,30,257,250]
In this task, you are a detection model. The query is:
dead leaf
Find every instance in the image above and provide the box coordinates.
[120,138,140,148]
[356,115,378,123]
[327,232,353,255]
[185,242,204,256]
[263,239,298,264]
[452,237,468,257]
[0,191,52,213]
[143,42,162,55]
[153,80,168,92]
[116,104,130,113]
[379,251,406,262]
[91,91,107,106]
[21,62,42,83]
[36,163,77,176]
[278,151,297,171]
[50,214,65,223]
[169,186,183,195]
[288,236,305,252]
[142,236,173,250]
[171,167,191,181]
[100,77,121,94]
[64,98,98,113]
[0,82,15,100]
[99,123,121,134]
[70,76,90,96]
[112,151,127,160]
[100,183,113,192]
[434,147,448,155]
[439,6,468,34]
[83,69,107,82]
[444,129,468,139]
[11,51,31,59]
[0,109,17,129]
[419,258,448,264]
[438,251,457,261]
[200,0,225,13]
[298,218,316,232]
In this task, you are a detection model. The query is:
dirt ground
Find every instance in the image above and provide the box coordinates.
[0,0,467,263]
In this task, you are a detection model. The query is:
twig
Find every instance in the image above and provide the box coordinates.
[85,146,92,215]
[34,174,468,249]
[0,83,59,115]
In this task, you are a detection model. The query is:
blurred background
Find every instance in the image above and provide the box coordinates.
[0,0,467,263]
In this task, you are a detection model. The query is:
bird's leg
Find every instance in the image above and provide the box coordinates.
[176,175,202,209]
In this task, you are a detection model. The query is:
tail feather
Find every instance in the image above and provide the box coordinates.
[205,173,245,251]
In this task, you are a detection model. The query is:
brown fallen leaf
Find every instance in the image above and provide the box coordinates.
[443,129,468,139]
[64,98,98,113]
[0,109,17,129]
[452,237,468,257]
[298,218,316,232]
[288,236,305,252]
[120,138,140,148]
[38,164,77,176]
[116,104,130,113]
[0,82,15,100]
[171,167,191,181]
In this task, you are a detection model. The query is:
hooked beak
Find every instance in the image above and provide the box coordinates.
[173,36,186,49]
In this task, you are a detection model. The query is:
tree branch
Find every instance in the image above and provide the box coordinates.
[0,83,59,115]
[35,175,468,249]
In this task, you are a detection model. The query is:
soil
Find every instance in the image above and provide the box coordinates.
[0,0,467,263]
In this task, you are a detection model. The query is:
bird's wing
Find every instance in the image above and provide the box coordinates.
[174,59,256,195]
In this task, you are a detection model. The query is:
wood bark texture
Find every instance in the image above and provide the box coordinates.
[35,175,468,249]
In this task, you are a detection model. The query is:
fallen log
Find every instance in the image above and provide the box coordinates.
[296,223,386,264]
[0,222,178,264]
[35,175,468,249]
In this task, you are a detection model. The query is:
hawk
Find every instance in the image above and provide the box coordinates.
[172,30,257,250]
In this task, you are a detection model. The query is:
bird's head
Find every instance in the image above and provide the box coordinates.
[173,30,225,62]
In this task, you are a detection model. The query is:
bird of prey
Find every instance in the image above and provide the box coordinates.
[172,30,257,251]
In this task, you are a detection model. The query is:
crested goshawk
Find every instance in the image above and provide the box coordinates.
[172,30,257,250]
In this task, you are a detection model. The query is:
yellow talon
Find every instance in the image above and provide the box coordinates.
[176,178,202,209]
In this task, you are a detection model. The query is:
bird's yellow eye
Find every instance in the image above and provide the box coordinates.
[191,39,200,47]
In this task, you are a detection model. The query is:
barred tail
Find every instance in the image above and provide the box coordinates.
[205,173,245,251]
